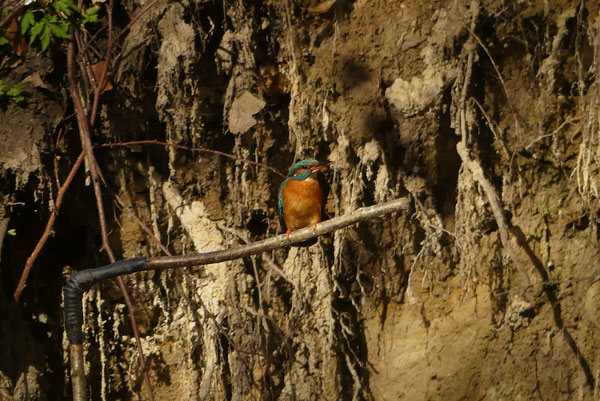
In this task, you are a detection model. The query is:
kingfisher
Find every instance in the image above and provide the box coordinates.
[278,159,332,238]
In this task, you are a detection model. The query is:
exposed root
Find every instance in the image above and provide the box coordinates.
[456,142,532,289]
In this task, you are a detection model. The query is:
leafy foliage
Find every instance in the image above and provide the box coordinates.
[0,80,26,103]
[53,0,79,17]
[20,0,76,51]
[0,8,11,47]
[22,11,70,51]
[81,7,98,25]
[0,0,98,52]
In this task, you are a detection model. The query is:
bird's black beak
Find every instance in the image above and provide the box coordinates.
[311,161,332,171]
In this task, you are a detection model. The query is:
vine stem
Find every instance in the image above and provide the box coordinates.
[115,0,160,43]
[13,150,86,301]
[0,1,23,31]
[67,26,155,400]
[99,139,286,177]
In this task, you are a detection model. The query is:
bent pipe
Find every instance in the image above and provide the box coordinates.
[64,257,147,345]
[64,257,147,401]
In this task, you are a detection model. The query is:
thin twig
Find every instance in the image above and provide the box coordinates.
[112,191,170,255]
[115,0,160,43]
[67,33,155,401]
[90,0,114,125]
[465,25,523,135]
[217,223,297,290]
[53,126,66,187]
[471,97,511,159]
[99,140,286,177]
[0,1,23,31]
[13,151,86,301]
[526,115,582,150]
[456,143,531,287]
[145,198,411,269]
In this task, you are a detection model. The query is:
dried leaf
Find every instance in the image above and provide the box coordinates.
[228,91,266,134]
[259,64,288,98]
[308,0,336,15]
[22,71,49,90]
[90,60,113,94]
[5,16,28,56]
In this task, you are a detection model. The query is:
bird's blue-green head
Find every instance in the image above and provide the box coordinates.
[286,159,332,180]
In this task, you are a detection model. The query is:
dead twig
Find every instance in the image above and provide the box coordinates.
[456,142,531,287]
[13,151,86,301]
[0,1,23,31]
[99,139,286,177]
[115,0,160,43]
[113,191,171,255]
[145,198,411,269]
[67,28,155,401]
[465,25,523,137]
[89,0,114,125]
[526,115,581,150]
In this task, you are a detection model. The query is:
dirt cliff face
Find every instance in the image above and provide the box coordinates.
[1,0,600,400]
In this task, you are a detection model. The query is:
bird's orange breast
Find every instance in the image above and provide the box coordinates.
[282,177,323,231]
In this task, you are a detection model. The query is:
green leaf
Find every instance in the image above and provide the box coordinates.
[21,9,36,35]
[7,82,25,96]
[0,37,8,46]
[29,21,44,45]
[7,229,16,236]
[53,0,78,16]
[82,7,98,25]
[49,20,70,39]
[46,14,59,24]
[40,24,50,51]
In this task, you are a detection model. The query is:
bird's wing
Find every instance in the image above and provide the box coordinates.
[278,179,287,229]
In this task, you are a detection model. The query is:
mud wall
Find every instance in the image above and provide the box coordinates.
[1,0,600,400]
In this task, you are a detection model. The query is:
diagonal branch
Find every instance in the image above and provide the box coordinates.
[115,0,160,43]
[99,140,286,177]
[456,142,531,287]
[13,151,86,301]
[67,31,155,401]
[146,198,411,269]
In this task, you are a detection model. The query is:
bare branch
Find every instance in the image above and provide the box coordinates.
[68,30,155,401]
[99,139,286,177]
[13,151,86,301]
[146,198,410,269]
[456,142,531,287]
[115,0,160,43]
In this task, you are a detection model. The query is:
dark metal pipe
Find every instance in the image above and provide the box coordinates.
[63,257,147,400]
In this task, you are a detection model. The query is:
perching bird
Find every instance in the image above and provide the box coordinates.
[278,159,332,238]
